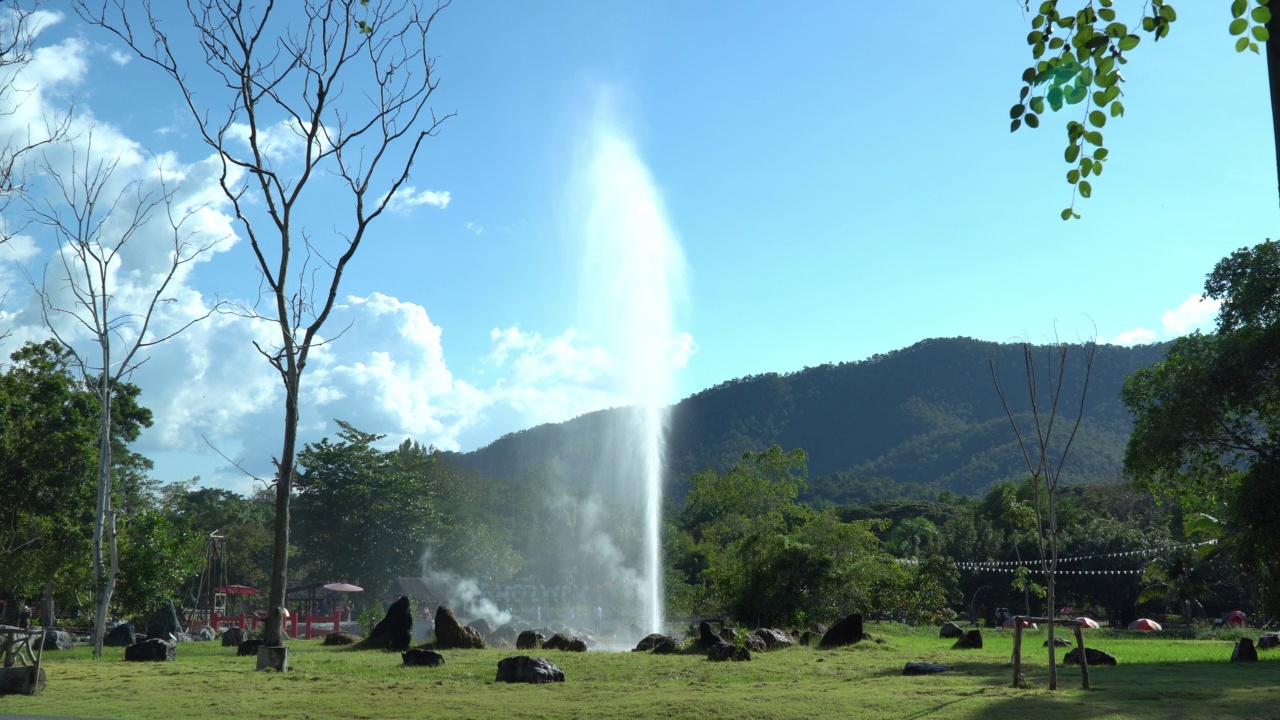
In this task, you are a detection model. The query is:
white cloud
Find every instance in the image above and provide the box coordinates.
[1107,327,1157,346]
[109,50,130,66]
[384,186,450,214]
[1162,294,1222,335]
[465,221,483,235]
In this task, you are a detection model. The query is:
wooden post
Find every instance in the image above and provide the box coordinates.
[305,613,312,640]
[1012,619,1024,688]
[1074,624,1090,690]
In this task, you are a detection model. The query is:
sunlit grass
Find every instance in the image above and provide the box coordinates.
[4,625,1278,719]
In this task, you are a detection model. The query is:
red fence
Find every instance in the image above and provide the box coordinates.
[203,609,345,640]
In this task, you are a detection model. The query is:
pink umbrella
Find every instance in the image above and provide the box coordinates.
[323,582,364,593]
[1075,617,1100,629]
[1003,618,1037,629]
[1128,618,1162,631]
[215,585,260,595]
[1226,610,1247,627]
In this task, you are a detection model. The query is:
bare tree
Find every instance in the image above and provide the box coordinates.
[991,335,1096,690]
[27,132,225,656]
[0,0,71,341]
[76,0,451,662]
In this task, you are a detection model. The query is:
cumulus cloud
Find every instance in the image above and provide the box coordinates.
[1106,327,1157,346]
[1162,294,1222,335]
[384,186,450,214]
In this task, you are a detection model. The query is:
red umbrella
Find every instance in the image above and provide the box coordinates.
[323,583,364,593]
[215,585,260,595]
[1075,617,1100,629]
[1226,610,1247,627]
[1128,618,1162,631]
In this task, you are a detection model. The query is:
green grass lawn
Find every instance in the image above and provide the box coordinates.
[3,626,1278,719]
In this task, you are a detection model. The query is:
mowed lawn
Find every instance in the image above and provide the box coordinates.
[3,626,1278,720]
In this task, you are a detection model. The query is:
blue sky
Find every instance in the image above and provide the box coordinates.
[1,2,1275,492]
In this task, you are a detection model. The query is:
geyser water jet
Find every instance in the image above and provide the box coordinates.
[578,117,687,636]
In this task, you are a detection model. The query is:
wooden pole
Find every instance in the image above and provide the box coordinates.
[1013,617,1024,681]
[1074,624,1090,690]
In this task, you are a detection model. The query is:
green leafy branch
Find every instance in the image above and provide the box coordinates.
[1011,0,1170,220]
[1230,0,1271,53]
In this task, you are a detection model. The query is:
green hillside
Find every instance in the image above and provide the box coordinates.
[448,337,1169,500]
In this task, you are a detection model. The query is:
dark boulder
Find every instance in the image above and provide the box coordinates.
[1258,633,1280,650]
[1232,637,1259,663]
[544,633,588,652]
[718,627,738,643]
[799,631,815,646]
[488,624,520,648]
[105,622,136,648]
[323,631,360,646]
[819,614,864,649]
[744,634,766,653]
[221,627,245,647]
[237,639,263,657]
[708,641,750,662]
[697,622,721,649]
[752,628,793,651]
[125,638,176,662]
[952,630,983,650]
[1064,647,1117,666]
[466,618,496,639]
[402,648,446,667]
[1043,636,1073,647]
[903,662,949,676]
[192,625,217,641]
[434,605,486,650]
[146,600,182,641]
[629,632,680,650]
[495,655,564,684]
[366,596,414,651]
[939,622,965,639]
[516,630,544,650]
[33,630,72,651]
[810,623,829,635]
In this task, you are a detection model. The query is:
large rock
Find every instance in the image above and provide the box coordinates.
[744,634,766,653]
[1043,636,1073,647]
[467,618,496,639]
[192,625,217,641]
[146,600,182,641]
[718,627,738,643]
[799,631,816,646]
[488,624,520,648]
[633,633,680,652]
[708,641,750,662]
[819,613,864,649]
[221,627,245,647]
[125,638,176,662]
[752,628,793,651]
[434,605,486,650]
[939,622,965,639]
[952,630,983,650]
[1258,633,1280,650]
[402,648,446,667]
[516,630,544,650]
[1232,637,1259,663]
[697,622,721,649]
[366,596,414,651]
[495,655,565,684]
[810,623,829,635]
[106,622,137,648]
[543,633,587,652]
[1063,647,1118,666]
[33,630,71,651]
[237,639,263,657]
[903,662,950,676]
[323,631,361,646]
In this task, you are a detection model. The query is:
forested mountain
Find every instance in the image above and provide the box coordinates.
[447,338,1169,501]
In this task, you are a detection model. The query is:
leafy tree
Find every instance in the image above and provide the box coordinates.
[1011,0,1276,218]
[293,422,439,599]
[113,509,202,619]
[1124,239,1280,613]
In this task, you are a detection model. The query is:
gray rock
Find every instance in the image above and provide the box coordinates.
[495,655,564,684]
[516,630,544,650]
[237,639,263,657]
[744,634,766,653]
[633,633,680,653]
[1043,636,1073,647]
[125,638,176,662]
[488,624,520,648]
[939,622,964,639]
[718,627,738,643]
[1258,633,1280,650]
[105,622,136,648]
[1064,647,1117,666]
[543,633,587,652]
[903,662,949,676]
[697,621,721,649]
[1232,637,1259,663]
[192,625,217,641]
[752,628,793,651]
[402,648,446,667]
[145,600,182,641]
[466,618,496,639]
[819,613,864,648]
[33,630,72,651]
[707,641,750,662]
